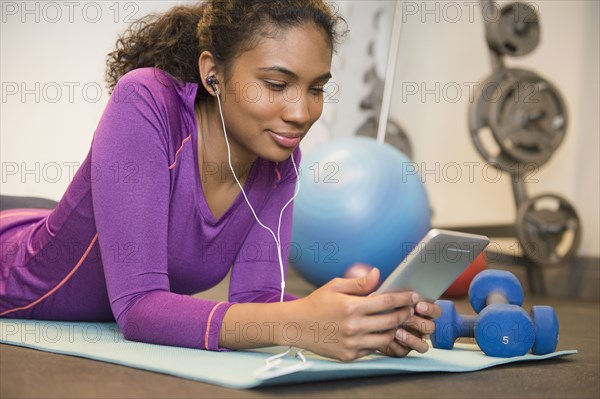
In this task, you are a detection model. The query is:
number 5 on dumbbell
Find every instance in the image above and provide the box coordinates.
[431,270,559,357]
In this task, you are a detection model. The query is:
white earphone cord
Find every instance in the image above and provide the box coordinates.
[214,88,301,303]
[213,85,311,379]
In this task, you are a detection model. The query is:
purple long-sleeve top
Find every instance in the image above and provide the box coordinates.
[0,67,300,350]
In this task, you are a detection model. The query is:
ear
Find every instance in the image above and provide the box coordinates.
[199,51,219,96]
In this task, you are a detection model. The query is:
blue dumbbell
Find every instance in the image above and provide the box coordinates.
[432,270,528,355]
[432,270,559,357]
[434,301,559,357]
[431,300,534,357]
[470,270,532,357]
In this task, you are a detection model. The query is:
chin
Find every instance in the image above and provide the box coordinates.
[264,147,298,163]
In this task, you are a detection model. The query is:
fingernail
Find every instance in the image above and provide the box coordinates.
[412,293,420,303]
[417,302,428,313]
[410,306,415,316]
[396,329,408,342]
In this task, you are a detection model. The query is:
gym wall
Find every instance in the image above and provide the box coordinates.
[389,0,599,258]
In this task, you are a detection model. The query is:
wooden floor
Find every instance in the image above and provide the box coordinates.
[1,265,599,399]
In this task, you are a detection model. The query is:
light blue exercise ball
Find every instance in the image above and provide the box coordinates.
[291,136,432,287]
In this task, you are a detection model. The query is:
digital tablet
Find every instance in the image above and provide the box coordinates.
[373,229,490,301]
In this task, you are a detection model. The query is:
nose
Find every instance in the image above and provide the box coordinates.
[281,87,312,126]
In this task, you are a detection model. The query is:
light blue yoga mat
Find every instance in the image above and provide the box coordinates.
[0,320,576,389]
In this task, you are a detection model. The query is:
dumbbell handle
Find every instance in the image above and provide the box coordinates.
[486,292,509,306]
[457,314,477,338]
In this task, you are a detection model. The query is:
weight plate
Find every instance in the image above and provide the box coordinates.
[469,69,531,171]
[356,117,413,159]
[489,70,567,167]
[469,70,507,169]
[486,2,540,57]
[516,194,581,265]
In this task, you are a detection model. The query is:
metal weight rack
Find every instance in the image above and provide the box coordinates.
[452,0,582,295]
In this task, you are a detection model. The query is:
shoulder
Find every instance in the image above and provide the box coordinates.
[115,67,181,89]
[111,67,196,105]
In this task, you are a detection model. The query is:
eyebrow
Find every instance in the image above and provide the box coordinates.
[257,65,332,82]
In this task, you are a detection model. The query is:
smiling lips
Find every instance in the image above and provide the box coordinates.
[268,130,303,148]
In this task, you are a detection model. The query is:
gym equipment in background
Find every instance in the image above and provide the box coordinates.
[484,2,540,57]
[432,270,559,357]
[442,253,488,298]
[452,0,581,295]
[356,67,413,158]
[290,136,431,287]
[355,8,413,158]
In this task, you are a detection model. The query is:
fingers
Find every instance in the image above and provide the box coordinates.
[340,318,433,360]
[380,338,412,358]
[395,327,429,353]
[356,329,397,351]
[359,325,430,357]
[402,315,436,337]
[415,301,442,320]
[377,329,427,358]
[328,267,380,295]
[358,291,420,315]
[340,306,413,338]
[391,314,436,356]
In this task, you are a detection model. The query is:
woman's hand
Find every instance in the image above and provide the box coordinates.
[377,298,442,358]
[290,266,438,362]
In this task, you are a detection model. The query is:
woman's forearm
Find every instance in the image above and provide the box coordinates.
[218,300,302,349]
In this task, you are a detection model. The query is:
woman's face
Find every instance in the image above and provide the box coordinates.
[219,23,333,163]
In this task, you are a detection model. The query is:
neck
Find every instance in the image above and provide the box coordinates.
[195,99,256,186]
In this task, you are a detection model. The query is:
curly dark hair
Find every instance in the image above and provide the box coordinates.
[105,0,347,99]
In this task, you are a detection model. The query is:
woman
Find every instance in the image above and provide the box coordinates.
[0,0,440,362]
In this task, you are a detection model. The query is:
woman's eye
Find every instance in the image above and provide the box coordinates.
[264,81,325,95]
[264,82,286,91]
